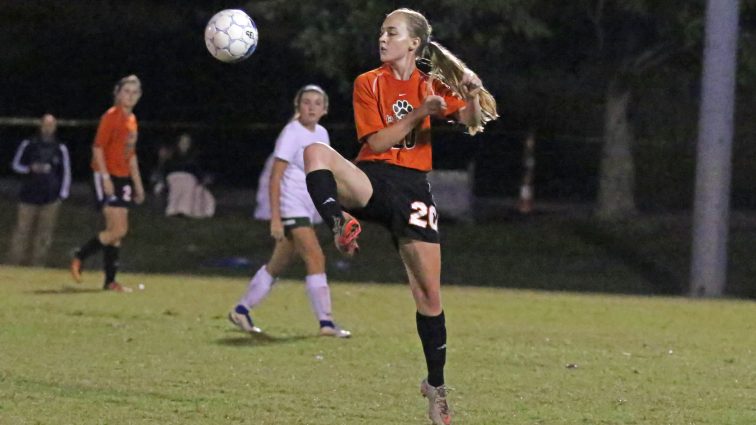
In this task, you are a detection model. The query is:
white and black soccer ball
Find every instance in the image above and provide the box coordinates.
[204,9,258,63]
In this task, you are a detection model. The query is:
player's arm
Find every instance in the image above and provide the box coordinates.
[93,115,115,196]
[92,145,114,196]
[353,75,441,153]
[129,155,145,204]
[268,158,288,241]
[454,70,483,129]
[363,96,446,153]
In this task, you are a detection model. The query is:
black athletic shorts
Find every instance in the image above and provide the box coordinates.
[93,172,134,209]
[281,216,314,237]
[348,161,439,244]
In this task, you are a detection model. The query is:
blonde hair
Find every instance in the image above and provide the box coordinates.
[388,8,498,135]
[113,74,141,97]
[291,84,329,122]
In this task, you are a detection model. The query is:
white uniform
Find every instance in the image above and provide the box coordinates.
[253,153,274,220]
[272,120,330,223]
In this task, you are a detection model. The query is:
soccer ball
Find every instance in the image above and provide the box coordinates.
[204,9,258,63]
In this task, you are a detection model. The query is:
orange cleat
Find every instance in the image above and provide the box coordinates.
[334,213,361,257]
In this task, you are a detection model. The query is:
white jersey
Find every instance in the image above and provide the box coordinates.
[272,120,330,222]
[253,153,274,220]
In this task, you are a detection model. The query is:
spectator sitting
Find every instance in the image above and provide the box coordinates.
[164,133,215,218]
[149,142,174,196]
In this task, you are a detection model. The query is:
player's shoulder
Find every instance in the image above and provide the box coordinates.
[314,122,328,132]
[355,65,385,81]
[280,119,302,134]
[277,120,303,142]
[314,124,330,139]
[102,106,119,118]
[354,65,389,87]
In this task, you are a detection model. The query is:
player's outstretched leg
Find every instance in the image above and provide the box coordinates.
[305,169,361,256]
[229,265,275,334]
[304,273,351,338]
[70,236,105,283]
[102,245,130,291]
[333,212,361,256]
[228,305,262,334]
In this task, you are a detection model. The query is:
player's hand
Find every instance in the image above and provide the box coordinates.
[30,162,51,173]
[103,177,115,197]
[134,186,145,205]
[422,95,447,117]
[460,69,482,100]
[270,220,284,241]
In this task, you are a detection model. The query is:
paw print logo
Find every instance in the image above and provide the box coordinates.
[392,100,413,120]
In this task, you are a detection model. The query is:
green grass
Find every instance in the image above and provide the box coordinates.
[1,266,755,424]
[3,193,756,298]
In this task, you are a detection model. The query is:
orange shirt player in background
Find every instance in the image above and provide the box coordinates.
[70,75,146,292]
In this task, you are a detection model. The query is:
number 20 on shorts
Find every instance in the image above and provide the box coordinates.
[409,201,438,231]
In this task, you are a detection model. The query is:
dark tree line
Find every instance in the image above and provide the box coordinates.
[2,1,756,211]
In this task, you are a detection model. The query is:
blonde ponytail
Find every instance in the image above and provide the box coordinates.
[388,8,498,135]
[426,41,498,135]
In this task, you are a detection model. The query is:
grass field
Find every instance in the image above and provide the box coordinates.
[2,192,756,298]
[1,266,755,424]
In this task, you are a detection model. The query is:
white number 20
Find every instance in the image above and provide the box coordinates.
[409,201,438,231]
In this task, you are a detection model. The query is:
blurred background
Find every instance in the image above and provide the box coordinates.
[1,0,755,296]
[3,0,756,205]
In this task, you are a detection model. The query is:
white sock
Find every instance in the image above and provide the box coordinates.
[305,273,333,323]
[238,265,275,308]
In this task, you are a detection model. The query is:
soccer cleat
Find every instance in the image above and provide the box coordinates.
[70,257,82,283]
[228,305,262,334]
[105,282,133,293]
[420,379,452,425]
[333,213,361,257]
[319,325,351,338]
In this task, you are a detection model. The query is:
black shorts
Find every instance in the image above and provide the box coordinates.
[348,162,439,244]
[93,172,134,209]
[281,216,313,237]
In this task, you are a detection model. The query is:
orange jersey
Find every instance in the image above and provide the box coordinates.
[91,106,138,177]
[353,64,466,171]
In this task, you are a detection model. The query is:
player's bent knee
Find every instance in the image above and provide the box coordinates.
[304,142,332,171]
[112,226,128,240]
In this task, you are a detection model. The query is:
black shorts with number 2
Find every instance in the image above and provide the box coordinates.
[348,161,439,245]
[93,173,134,209]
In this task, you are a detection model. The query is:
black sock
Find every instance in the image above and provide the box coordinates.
[305,169,343,231]
[416,311,447,387]
[104,245,119,286]
[76,236,103,261]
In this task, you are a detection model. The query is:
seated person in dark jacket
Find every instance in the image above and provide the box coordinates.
[164,133,204,181]
[163,133,215,218]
